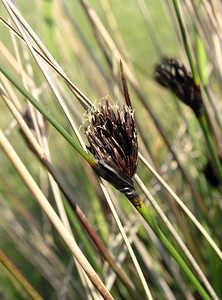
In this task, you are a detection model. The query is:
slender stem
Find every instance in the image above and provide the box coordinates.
[0,249,43,300]
[198,113,222,183]
[0,130,114,300]
[195,30,207,86]
[38,159,136,293]
[172,0,199,85]
[0,87,137,295]
[62,199,101,273]
[131,197,210,300]
[139,88,209,220]
[0,63,94,165]
[167,0,222,183]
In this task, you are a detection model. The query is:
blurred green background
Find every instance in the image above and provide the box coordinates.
[1,1,221,299]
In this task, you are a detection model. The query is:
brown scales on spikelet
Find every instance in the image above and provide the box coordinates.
[86,101,138,178]
[85,100,138,199]
[85,62,139,201]
[155,57,203,117]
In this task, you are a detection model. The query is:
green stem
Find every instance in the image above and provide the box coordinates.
[172,0,199,85]
[0,249,43,300]
[195,30,208,86]
[198,114,222,183]
[134,201,210,300]
[0,63,94,165]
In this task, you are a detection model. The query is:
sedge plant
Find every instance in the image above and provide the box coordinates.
[155,56,222,186]
[0,60,212,299]
[171,0,222,185]
[0,86,137,296]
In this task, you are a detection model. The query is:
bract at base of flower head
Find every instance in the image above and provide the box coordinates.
[93,159,139,201]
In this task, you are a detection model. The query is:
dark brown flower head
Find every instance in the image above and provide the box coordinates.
[203,157,222,188]
[155,57,203,117]
[85,100,138,200]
